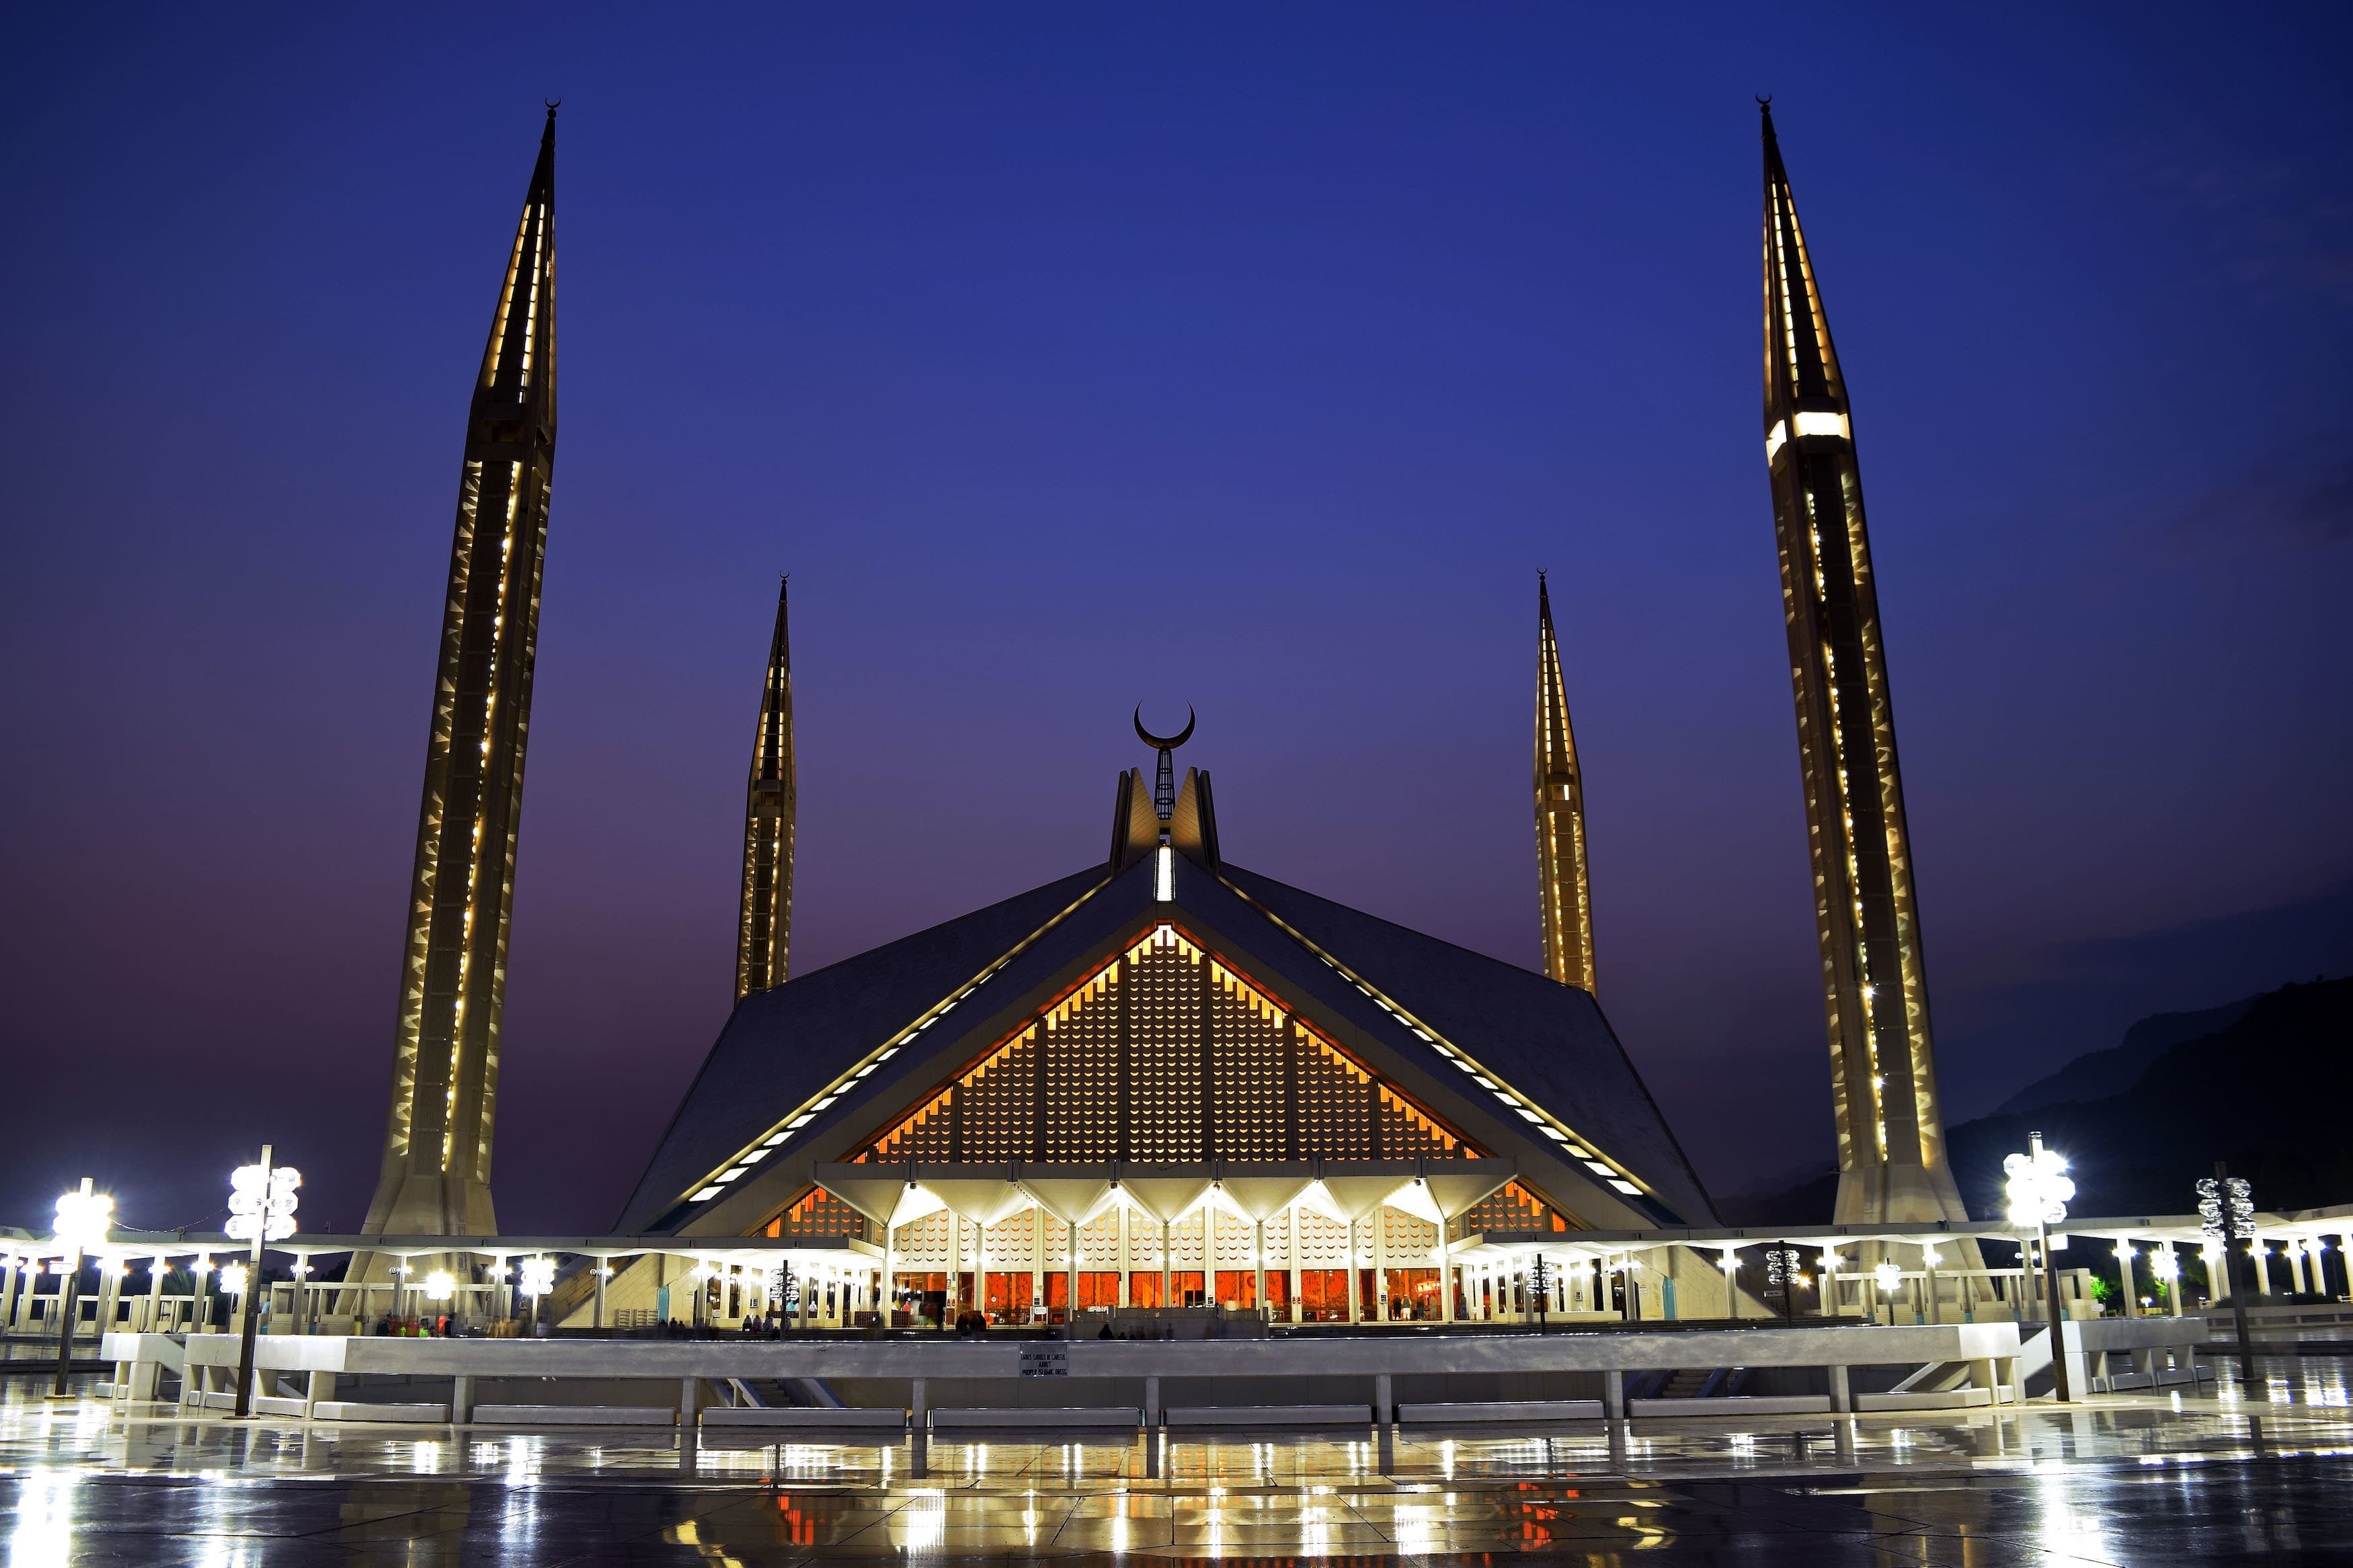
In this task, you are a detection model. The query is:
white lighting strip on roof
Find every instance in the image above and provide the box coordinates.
[1218,876,1660,1208]
[675,871,1117,1212]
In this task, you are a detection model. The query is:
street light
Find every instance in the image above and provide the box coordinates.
[517,1255,555,1335]
[226,1146,297,1419]
[48,1178,114,1398]
[2003,1130,2075,1401]
[2198,1165,2258,1383]
[1872,1260,1903,1325]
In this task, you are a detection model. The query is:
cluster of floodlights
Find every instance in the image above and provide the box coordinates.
[226,1162,301,1242]
[2003,1140,2076,1229]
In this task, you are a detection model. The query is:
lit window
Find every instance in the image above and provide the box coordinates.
[1765,421,1788,462]
[1156,845,1174,901]
[1792,411,1849,440]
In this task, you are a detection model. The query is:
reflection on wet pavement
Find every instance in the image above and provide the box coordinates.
[4,1360,2352,1562]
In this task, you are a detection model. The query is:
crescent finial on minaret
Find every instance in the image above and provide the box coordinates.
[1133,704,1196,751]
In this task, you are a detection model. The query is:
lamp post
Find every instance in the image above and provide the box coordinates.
[226,1147,299,1418]
[1764,1244,1800,1325]
[2198,1165,2257,1385]
[1873,1260,1903,1327]
[49,1178,114,1398]
[2003,1130,2075,1401]
[518,1256,555,1335]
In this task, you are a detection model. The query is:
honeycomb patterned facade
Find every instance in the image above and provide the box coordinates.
[864,924,1471,1165]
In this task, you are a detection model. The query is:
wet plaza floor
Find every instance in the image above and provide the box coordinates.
[7,1361,2353,1563]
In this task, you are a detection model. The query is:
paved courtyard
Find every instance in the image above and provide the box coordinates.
[5,1360,2352,1563]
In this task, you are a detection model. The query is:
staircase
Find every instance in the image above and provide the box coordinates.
[1657,1368,1713,1399]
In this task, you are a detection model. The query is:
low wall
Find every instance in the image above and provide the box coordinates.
[126,1321,2024,1427]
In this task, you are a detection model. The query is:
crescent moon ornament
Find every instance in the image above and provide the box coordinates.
[1134,704,1195,751]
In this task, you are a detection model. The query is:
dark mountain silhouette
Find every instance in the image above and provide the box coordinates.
[1992,996,2254,1117]
[1721,977,2351,1226]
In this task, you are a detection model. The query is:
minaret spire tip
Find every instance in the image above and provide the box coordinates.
[1532,573,1595,992]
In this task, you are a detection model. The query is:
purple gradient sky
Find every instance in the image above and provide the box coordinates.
[4,6,2349,1237]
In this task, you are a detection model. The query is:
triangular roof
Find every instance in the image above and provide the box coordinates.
[616,852,1716,1235]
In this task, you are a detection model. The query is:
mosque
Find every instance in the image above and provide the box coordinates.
[356,101,1977,1333]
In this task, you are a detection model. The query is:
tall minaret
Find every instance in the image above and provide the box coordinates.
[1760,102,1966,1226]
[1533,573,1597,992]
[736,577,796,997]
[364,108,558,1239]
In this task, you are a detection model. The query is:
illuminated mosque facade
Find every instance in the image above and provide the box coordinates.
[358,103,1967,1327]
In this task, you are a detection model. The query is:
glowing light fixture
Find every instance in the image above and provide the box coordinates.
[228,1162,301,1242]
[52,1182,114,1252]
[1872,1260,1901,1293]
[423,1270,456,1303]
[221,1262,250,1298]
[2002,1144,2073,1229]
[518,1257,556,1297]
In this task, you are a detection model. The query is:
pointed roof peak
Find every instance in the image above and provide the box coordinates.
[473,110,558,407]
[1759,96,1790,182]
[528,104,557,198]
[1759,101,1847,420]
[766,575,792,672]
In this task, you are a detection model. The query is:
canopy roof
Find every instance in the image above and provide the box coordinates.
[614,852,1718,1237]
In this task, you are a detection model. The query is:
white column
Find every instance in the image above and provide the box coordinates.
[2116,1241,2138,1317]
[1031,1206,1044,1321]
[1253,1220,1267,1320]
[1160,1217,1172,1311]
[1437,1218,1453,1323]
[1285,1208,1301,1324]
[1068,1220,1079,1325]
[2290,1240,2311,1296]
[1372,1206,1389,1320]
[1117,1205,1131,1308]
[2256,1240,2275,1296]
[1346,1219,1361,1325]
[144,1255,167,1333]
[947,1215,963,1325]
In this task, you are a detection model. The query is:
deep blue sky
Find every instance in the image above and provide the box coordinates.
[5,5,2348,1236]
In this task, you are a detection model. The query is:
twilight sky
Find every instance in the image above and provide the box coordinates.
[3,5,2348,1237]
